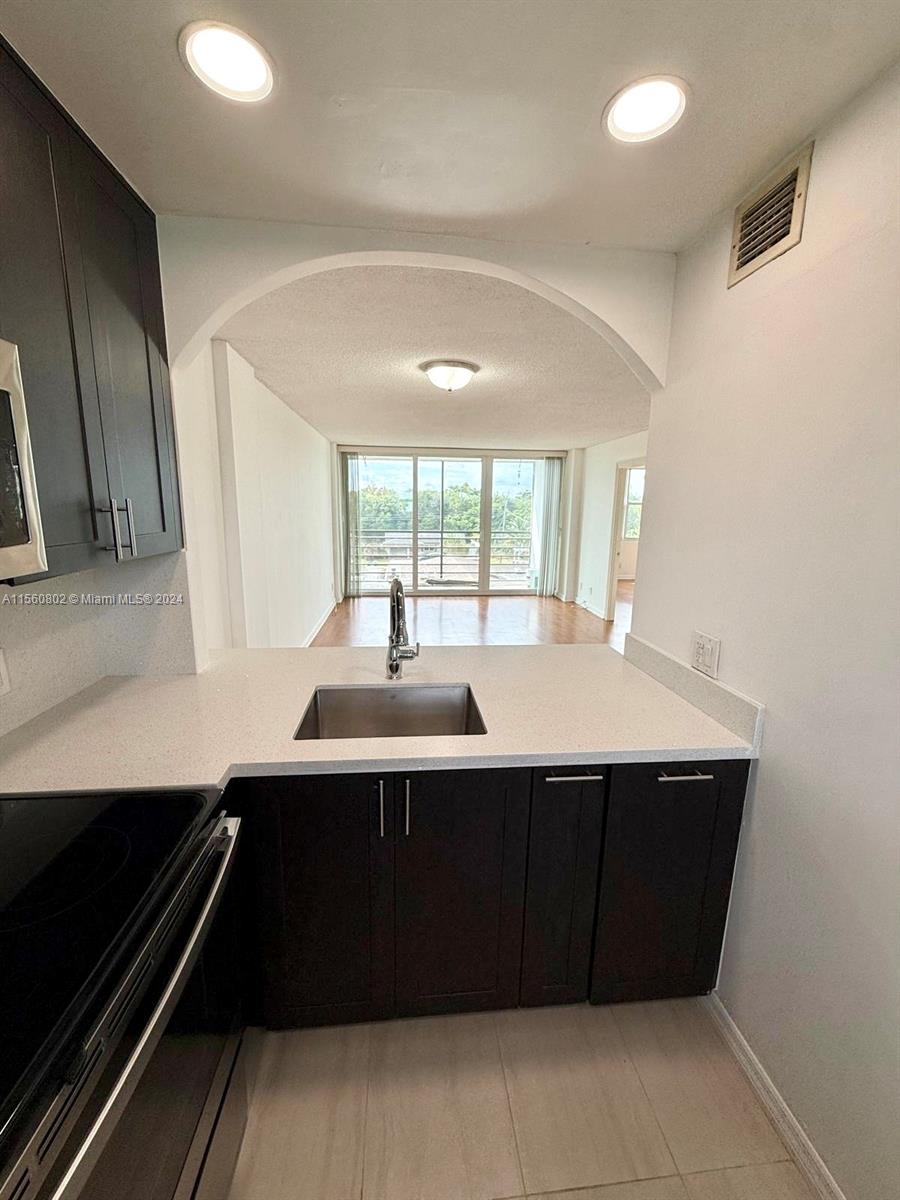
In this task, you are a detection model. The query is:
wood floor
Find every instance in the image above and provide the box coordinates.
[228,998,813,1200]
[312,581,635,653]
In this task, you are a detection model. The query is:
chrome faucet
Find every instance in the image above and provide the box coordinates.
[387,576,419,679]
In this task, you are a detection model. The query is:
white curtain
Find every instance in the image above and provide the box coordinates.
[536,456,562,596]
[341,452,363,597]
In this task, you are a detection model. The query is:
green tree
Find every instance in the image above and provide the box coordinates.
[357,485,410,530]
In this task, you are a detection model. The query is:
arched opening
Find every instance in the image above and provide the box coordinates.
[170,252,654,663]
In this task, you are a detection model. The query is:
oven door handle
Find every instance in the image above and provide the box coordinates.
[47,816,241,1200]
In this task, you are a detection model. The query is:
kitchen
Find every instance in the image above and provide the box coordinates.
[0,5,898,1200]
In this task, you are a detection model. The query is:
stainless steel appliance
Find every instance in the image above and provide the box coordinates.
[0,339,46,579]
[386,575,419,679]
[0,790,245,1200]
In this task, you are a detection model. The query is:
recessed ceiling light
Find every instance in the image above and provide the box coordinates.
[420,361,479,392]
[179,21,274,102]
[604,76,688,143]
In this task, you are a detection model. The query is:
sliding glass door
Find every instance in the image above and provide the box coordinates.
[343,450,562,596]
[346,454,414,593]
[489,458,536,590]
[417,457,482,590]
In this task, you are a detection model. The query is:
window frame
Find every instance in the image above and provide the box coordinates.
[622,466,645,541]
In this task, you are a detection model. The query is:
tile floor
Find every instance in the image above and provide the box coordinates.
[227,998,814,1200]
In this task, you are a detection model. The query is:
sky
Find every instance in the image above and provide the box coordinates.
[357,455,536,497]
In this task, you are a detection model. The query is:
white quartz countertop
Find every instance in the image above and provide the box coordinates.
[0,645,755,794]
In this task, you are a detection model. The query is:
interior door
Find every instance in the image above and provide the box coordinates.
[394,768,530,1016]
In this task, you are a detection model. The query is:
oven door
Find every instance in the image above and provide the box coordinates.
[34,816,245,1200]
[0,339,46,579]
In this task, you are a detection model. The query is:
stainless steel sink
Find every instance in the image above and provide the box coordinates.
[294,684,487,740]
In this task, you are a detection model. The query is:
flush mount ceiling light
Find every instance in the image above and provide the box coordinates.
[179,21,274,102]
[604,76,688,143]
[420,361,479,392]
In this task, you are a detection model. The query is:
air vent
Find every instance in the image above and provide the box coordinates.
[728,143,813,287]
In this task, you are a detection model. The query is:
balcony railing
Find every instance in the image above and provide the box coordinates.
[349,529,536,591]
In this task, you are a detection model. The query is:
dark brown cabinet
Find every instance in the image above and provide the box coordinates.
[248,773,395,1028]
[394,768,530,1016]
[232,759,748,1030]
[67,137,181,559]
[520,766,606,1006]
[0,49,107,580]
[0,39,181,583]
[591,760,749,1004]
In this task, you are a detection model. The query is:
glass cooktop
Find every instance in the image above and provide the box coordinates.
[0,790,215,1152]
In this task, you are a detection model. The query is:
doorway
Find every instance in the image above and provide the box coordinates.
[606,459,645,639]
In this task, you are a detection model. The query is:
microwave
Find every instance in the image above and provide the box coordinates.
[0,339,47,579]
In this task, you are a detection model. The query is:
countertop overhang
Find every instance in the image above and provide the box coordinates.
[0,645,756,795]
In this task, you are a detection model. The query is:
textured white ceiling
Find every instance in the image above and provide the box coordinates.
[3,1,898,250]
[217,266,649,449]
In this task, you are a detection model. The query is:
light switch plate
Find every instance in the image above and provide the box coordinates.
[0,649,9,696]
[690,631,721,679]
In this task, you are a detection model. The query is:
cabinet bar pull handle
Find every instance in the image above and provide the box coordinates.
[545,774,604,784]
[99,497,124,562]
[657,771,716,783]
[404,779,410,837]
[378,780,385,838]
[124,497,138,558]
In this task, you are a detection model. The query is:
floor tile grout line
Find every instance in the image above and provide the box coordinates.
[607,999,682,1177]
[677,1158,795,1180]
[358,1022,374,1200]
[492,1011,528,1199]
[616,999,796,1178]
[516,1169,688,1197]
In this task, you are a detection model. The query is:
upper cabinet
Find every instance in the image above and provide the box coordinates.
[0,50,107,580]
[66,138,181,560]
[0,40,181,584]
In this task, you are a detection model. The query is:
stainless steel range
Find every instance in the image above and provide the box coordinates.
[0,789,245,1200]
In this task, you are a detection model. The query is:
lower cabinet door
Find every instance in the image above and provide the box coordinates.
[520,767,606,1005]
[591,760,748,1003]
[254,774,395,1027]
[394,768,530,1017]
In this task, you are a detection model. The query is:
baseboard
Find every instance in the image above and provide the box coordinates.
[303,599,336,646]
[703,994,847,1200]
[576,597,612,621]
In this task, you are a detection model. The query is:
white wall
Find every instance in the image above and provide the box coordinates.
[157,219,676,388]
[170,342,231,667]
[0,552,196,739]
[213,343,335,648]
[576,431,648,619]
[633,65,900,1200]
[617,534,640,580]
